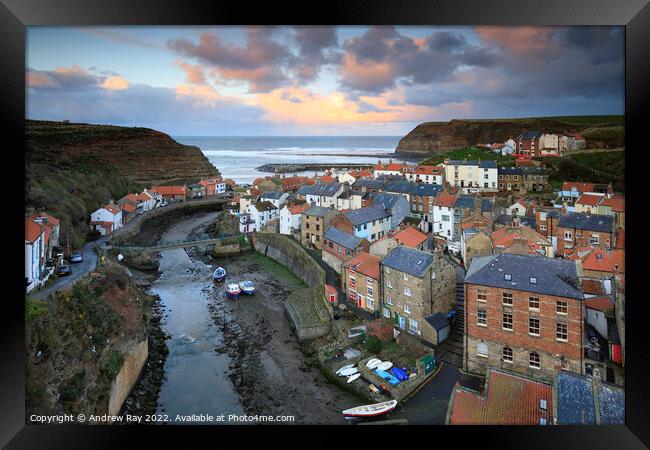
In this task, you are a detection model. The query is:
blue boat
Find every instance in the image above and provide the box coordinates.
[239,280,255,295]
[391,367,409,382]
[375,369,401,386]
[213,267,226,282]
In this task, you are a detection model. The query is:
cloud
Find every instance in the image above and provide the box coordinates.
[290,26,341,82]
[101,76,129,91]
[339,26,500,95]
[175,60,207,85]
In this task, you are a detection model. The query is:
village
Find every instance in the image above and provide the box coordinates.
[25,129,625,425]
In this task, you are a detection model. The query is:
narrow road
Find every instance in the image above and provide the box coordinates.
[31,237,108,301]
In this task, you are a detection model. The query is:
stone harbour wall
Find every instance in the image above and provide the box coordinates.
[108,339,148,416]
[253,233,325,287]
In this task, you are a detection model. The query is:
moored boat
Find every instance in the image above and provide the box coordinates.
[225,283,241,299]
[239,280,255,295]
[213,267,226,282]
[365,358,382,370]
[347,373,361,383]
[342,400,398,418]
[377,361,393,371]
[339,367,358,377]
[336,363,355,375]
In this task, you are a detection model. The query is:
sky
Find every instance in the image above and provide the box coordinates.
[26,26,624,136]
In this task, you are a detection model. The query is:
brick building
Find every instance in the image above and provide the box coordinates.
[464,254,585,382]
[342,251,381,314]
[321,226,369,274]
[556,213,614,257]
[381,246,456,345]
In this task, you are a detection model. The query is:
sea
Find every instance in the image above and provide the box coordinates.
[172,136,404,184]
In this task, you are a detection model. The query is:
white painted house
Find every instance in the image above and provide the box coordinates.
[90,204,123,236]
[246,201,279,232]
[260,191,289,209]
[442,160,498,192]
[25,218,46,293]
[279,203,309,235]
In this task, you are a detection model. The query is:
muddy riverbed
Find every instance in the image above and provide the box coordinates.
[147,212,356,424]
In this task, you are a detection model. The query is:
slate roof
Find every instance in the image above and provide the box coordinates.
[481,198,494,212]
[303,205,333,217]
[455,195,477,210]
[375,174,402,183]
[598,383,625,425]
[305,182,342,197]
[498,167,522,175]
[465,253,584,300]
[520,167,549,175]
[296,185,313,196]
[425,312,449,331]
[260,191,285,200]
[253,201,278,212]
[517,130,543,140]
[449,369,553,425]
[352,179,385,190]
[344,204,390,225]
[494,214,536,229]
[555,372,596,424]
[324,226,364,250]
[412,183,443,197]
[382,246,434,278]
[383,180,420,196]
[559,213,613,233]
[370,192,405,210]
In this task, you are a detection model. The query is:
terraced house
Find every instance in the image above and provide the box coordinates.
[442,160,498,191]
[303,182,345,208]
[330,204,391,243]
[555,213,614,257]
[321,226,369,274]
[300,205,337,249]
[409,183,443,232]
[342,251,382,314]
[381,246,456,345]
[464,254,585,382]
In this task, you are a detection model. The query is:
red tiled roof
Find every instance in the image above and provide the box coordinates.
[601,194,624,212]
[434,191,457,208]
[324,284,337,294]
[90,221,114,231]
[583,248,624,274]
[392,226,428,248]
[585,296,615,312]
[562,181,596,193]
[491,226,550,250]
[120,203,137,213]
[103,204,122,215]
[151,185,187,196]
[581,278,606,296]
[461,213,492,230]
[415,165,442,175]
[25,218,44,243]
[347,251,381,280]
[29,212,60,226]
[576,193,603,207]
[198,178,219,187]
[356,169,373,178]
[321,175,336,183]
[287,204,309,215]
[449,369,553,425]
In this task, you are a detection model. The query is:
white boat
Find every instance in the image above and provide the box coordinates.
[225,283,241,299]
[365,358,382,370]
[339,367,358,377]
[342,400,398,418]
[347,373,361,383]
[213,267,226,282]
[239,280,255,295]
[377,361,393,371]
[336,363,355,375]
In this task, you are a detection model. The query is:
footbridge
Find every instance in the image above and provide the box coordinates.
[112,235,246,253]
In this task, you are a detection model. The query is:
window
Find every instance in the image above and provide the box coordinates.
[477,308,487,326]
[386,297,393,306]
[502,292,513,305]
[404,304,410,314]
[387,280,393,289]
[386,267,391,274]
[529,352,541,369]
[529,277,537,285]
[383,307,391,318]
[502,346,513,363]
[403,273,408,281]
[504,274,512,281]
[529,317,540,336]
[477,342,488,358]
[367,298,374,309]
[502,313,513,330]
[409,319,419,333]
[367,277,373,285]
[540,224,547,231]
[477,289,487,302]
[556,300,568,314]
[529,297,540,310]
[590,234,600,245]
[431,272,436,280]
[442,215,450,222]
[337,246,342,254]
[404,287,412,297]
[564,231,572,241]
[367,286,373,298]
[556,322,568,341]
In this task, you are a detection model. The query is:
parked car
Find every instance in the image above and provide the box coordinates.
[70,251,83,263]
[160,200,169,207]
[56,264,72,276]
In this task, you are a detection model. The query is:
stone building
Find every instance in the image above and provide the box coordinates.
[464,254,585,382]
[342,251,381,315]
[380,246,456,346]
[300,206,336,250]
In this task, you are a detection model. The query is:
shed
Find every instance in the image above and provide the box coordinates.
[425,312,450,344]
[324,284,338,306]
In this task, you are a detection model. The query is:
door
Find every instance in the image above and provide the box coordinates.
[398,315,406,330]
[358,294,365,309]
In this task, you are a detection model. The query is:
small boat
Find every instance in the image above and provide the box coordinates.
[339,367,359,377]
[375,369,400,386]
[377,361,393,371]
[342,400,398,418]
[225,283,241,299]
[213,267,226,282]
[391,367,409,382]
[336,363,355,375]
[239,280,255,295]
[365,358,382,370]
[347,373,361,383]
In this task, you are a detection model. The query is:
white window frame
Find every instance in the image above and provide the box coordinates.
[477,342,488,358]
[404,286,412,297]
[403,303,411,314]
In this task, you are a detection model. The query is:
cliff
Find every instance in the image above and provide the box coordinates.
[27,120,219,185]
[395,116,624,157]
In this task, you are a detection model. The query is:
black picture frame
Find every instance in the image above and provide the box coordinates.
[3,0,648,447]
